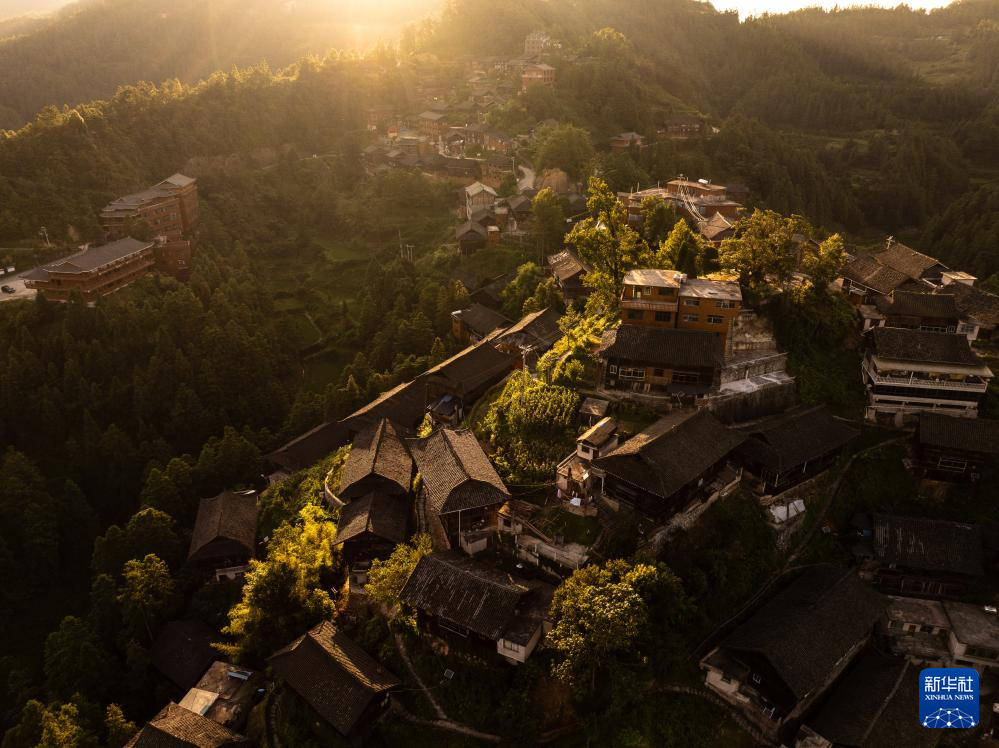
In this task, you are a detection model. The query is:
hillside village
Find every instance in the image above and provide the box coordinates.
[4,19,999,748]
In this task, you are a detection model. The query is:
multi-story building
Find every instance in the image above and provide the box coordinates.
[524,31,551,56]
[619,269,743,349]
[22,237,157,302]
[862,327,993,422]
[521,63,555,91]
[100,173,199,240]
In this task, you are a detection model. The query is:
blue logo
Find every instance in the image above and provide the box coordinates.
[919,668,978,728]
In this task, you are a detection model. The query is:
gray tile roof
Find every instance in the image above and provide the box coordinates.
[738,406,858,474]
[941,282,999,326]
[339,418,413,497]
[453,303,511,337]
[724,567,886,699]
[917,413,999,454]
[125,703,248,748]
[873,291,959,319]
[841,255,909,295]
[598,324,724,370]
[876,242,945,280]
[870,327,982,366]
[872,514,983,577]
[269,621,399,736]
[22,237,154,280]
[188,490,258,562]
[151,620,219,690]
[409,428,509,515]
[334,492,409,546]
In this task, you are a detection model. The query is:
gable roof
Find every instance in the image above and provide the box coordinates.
[917,412,999,455]
[422,333,516,395]
[738,406,858,474]
[269,621,399,736]
[409,428,509,514]
[876,242,945,280]
[496,307,562,350]
[697,212,735,241]
[339,418,413,497]
[870,328,982,367]
[334,492,410,546]
[806,652,936,748]
[399,553,552,643]
[872,514,983,577]
[547,250,588,282]
[594,410,744,506]
[188,491,258,562]
[841,255,909,295]
[151,620,219,690]
[125,703,248,748]
[724,567,885,699]
[452,303,511,337]
[597,325,724,369]
[873,291,959,319]
[465,181,497,197]
[940,282,999,327]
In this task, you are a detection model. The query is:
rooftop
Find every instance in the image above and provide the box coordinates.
[678,277,742,301]
[125,703,248,748]
[188,490,258,563]
[918,412,999,455]
[841,254,910,295]
[872,513,983,577]
[22,237,155,280]
[623,268,681,288]
[334,492,409,546]
[409,428,509,515]
[578,416,616,447]
[453,303,511,337]
[870,327,983,367]
[873,291,959,319]
[339,418,414,497]
[151,620,219,690]
[876,242,945,280]
[942,601,999,649]
[738,405,858,474]
[597,324,724,369]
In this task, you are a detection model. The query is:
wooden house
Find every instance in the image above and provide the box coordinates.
[915,412,999,481]
[337,418,414,503]
[187,490,258,579]
[125,703,248,748]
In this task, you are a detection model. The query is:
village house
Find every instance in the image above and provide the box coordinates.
[424,331,518,426]
[187,490,258,581]
[609,132,645,153]
[677,278,743,347]
[578,397,610,426]
[399,552,554,664]
[853,513,984,599]
[521,63,555,91]
[876,240,948,285]
[451,302,511,343]
[861,327,993,422]
[870,291,963,336]
[737,406,858,496]
[914,412,999,481]
[334,492,409,575]
[524,30,552,56]
[456,221,488,255]
[547,249,589,301]
[697,212,736,246]
[619,268,680,329]
[659,114,706,139]
[555,416,618,508]
[938,278,999,342]
[597,324,724,398]
[269,621,399,740]
[177,661,263,734]
[839,254,911,306]
[409,427,510,553]
[591,409,744,523]
[940,601,999,673]
[152,620,220,691]
[23,237,158,302]
[882,596,999,674]
[700,567,886,740]
[493,306,562,361]
[795,652,934,748]
[100,173,199,241]
[464,180,497,218]
[418,110,447,141]
[125,703,248,748]
[335,418,413,504]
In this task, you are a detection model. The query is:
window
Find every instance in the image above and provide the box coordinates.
[627,309,643,320]
[657,287,675,297]
[716,300,736,309]
[609,365,618,374]
[672,371,700,385]
[937,458,968,472]
[707,315,724,324]
[682,314,699,323]
[683,298,700,307]
[654,311,671,322]
[619,367,645,380]
[653,368,665,377]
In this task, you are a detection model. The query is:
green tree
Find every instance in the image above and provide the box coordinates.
[656,219,712,277]
[117,554,176,642]
[501,263,544,318]
[43,616,115,702]
[195,426,263,495]
[532,187,566,255]
[801,233,847,292]
[220,504,339,661]
[534,124,594,182]
[640,197,681,248]
[522,278,563,316]
[103,705,137,748]
[91,507,183,578]
[365,533,432,615]
[719,209,812,288]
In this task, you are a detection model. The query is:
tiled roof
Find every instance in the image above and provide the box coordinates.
[918,412,999,454]
[188,491,258,562]
[151,620,219,690]
[269,621,399,736]
[870,328,982,366]
[738,406,858,474]
[872,514,983,576]
[594,410,744,507]
[623,268,680,288]
[547,250,587,281]
[873,291,959,319]
[597,325,723,369]
[339,418,413,497]
[125,703,248,748]
[334,492,409,546]
[724,567,885,699]
[22,237,154,280]
[841,255,909,295]
[496,307,561,349]
[399,553,552,644]
[941,282,999,326]
[453,304,511,337]
[409,429,509,515]
[422,333,516,394]
[876,242,945,280]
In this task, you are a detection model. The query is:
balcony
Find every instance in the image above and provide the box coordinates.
[862,361,988,392]
[620,297,678,313]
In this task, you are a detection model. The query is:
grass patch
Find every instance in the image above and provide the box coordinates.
[539,510,601,546]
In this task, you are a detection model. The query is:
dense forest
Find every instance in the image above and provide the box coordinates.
[1,0,999,745]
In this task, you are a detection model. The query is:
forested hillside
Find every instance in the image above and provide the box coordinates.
[0,0,440,129]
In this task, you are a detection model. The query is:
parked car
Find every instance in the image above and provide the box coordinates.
[1,285,16,294]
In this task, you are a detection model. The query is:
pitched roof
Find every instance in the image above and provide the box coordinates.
[465,181,497,197]
[873,291,959,319]
[941,282,999,326]
[269,621,399,736]
[159,173,196,189]
[917,413,999,454]
[334,492,410,546]
[841,255,909,295]
[876,242,945,280]
[409,428,509,514]
[22,238,155,280]
[738,406,858,474]
[870,327,982,366]
[806,652,936,748]
[724,567,886,699]
[623,268,680,288]
[593,410,744,506]
[697,212,735,241]
[125,703,248,748]
[678,278,742,301]
[872,514,983,576]
[399,553,552,643]
[942,601,999,651]
[547,250,587,281]
[339,418,413,496]
[151,620,219,690]
[597,325,723,369]
[422,333,516,394]
[579,397,609,418]
[496,307,561,350]
[452,303,511,337]
[188,491,258,562]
